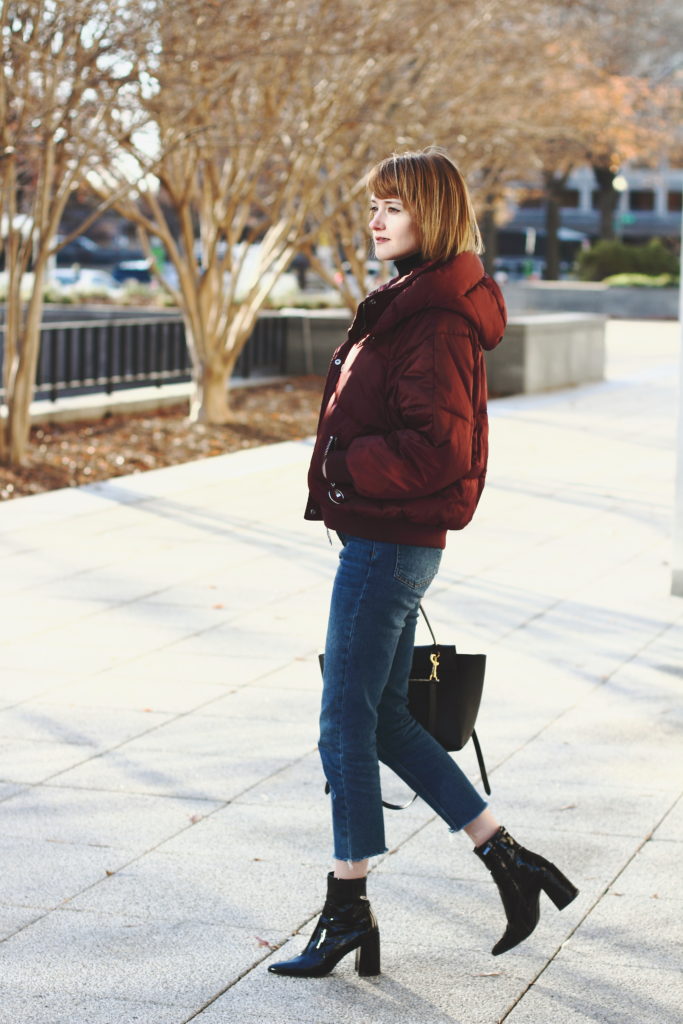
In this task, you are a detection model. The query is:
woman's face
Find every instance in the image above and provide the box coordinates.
[369,195,420,262]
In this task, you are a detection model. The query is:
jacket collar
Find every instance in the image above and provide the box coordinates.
[349,252,505,352]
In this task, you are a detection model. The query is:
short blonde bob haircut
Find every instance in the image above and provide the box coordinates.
[366,147,483,261]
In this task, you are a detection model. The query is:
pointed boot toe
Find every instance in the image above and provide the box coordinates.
[268,873,380,978]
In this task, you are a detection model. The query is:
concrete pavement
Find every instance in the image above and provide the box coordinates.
[0,319,681,1024]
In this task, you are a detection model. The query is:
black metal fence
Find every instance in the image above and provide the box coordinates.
[0,311,288,403]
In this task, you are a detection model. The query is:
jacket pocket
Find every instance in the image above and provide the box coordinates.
[394,544,442,590]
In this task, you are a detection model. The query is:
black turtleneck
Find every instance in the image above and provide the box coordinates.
[394,251,424,277]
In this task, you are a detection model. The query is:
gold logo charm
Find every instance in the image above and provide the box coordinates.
[429,650,440,681]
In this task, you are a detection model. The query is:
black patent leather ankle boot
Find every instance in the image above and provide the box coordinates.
[268,872,380,978]
[475,826,579,956]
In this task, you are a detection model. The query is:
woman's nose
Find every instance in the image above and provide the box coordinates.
[369,211,384,230]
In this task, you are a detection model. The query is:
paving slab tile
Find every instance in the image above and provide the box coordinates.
[0,595,107,644]
[0,781,25,803]
[106,650,291,690]
[247,656,327,691]
[471,772,678,840]
[605,655,683,707]
[0,909,283,1005]
[156,772,434,862]
[0,551,88,595]
[0,834,133,909]
[0,904,46,940]
[0,786,221,852]
[197,939,532,1024]
[50,746,304,801]
[25,674,230,715]
[150,797,331,865]
[561,892,682,970]
[0,642,132,677]
[41,617,199,660]
[607,837,683,899]
[500,735,680,792]
[538,692,682,748]
[87,710,318,756]
[144,563,329,615]
[227,749,330,807]
[0,703,171,748]
[25,568,167,604]
[652,795,683,841]
[0,736,102,785]
[0,990,196,1024]
[169,621,317,661]
[193,1013,310,1024]
[0,671,71,707]
[504,957,683,1024]
[196,685,322,722]
[67,852,325,931]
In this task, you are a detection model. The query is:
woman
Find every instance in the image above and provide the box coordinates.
[269,149,578,978]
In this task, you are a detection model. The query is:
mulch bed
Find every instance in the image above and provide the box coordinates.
[0,376,324,501]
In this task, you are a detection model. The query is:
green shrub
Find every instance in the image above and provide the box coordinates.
[602,272,678,288]
[575,239,679,282]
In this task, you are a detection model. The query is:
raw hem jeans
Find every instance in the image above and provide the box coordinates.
[318,534,487,862]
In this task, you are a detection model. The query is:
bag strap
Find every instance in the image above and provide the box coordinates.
[418,602,437,645]
[381,791,419,811]
[472,728,491,796]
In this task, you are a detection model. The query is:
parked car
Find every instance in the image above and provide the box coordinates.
[55,235,145,267]
[111,259,153,284]
[48,266,120,293]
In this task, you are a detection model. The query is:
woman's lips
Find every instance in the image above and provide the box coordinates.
[374,237,389,244]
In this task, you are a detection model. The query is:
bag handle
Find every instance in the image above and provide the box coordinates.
[418,602,437,645]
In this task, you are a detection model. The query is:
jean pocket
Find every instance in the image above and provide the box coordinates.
[393,544,442,590]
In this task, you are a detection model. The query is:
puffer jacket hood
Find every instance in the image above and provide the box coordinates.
[359,251,506,352]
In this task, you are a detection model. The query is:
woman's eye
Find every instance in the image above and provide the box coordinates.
[388,207,400,214]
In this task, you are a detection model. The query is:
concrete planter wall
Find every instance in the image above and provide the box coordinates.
[485,313,606,395]
[283,308,352,375]
[284,309,606,395]
[502,281,679,320]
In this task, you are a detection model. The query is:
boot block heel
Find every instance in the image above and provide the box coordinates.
[542,868,579,910]
[355,927,380,976]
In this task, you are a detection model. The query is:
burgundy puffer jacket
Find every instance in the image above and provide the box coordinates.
[304,251,507,548]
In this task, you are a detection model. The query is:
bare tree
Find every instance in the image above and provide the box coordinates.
[90,0,445,423]
[302,0,574,294]
[0,0,150,465]
[515,2,682,272]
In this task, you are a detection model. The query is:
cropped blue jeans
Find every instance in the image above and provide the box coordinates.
[318,533,487,862]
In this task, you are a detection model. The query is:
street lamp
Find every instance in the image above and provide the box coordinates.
[612,174,629,238]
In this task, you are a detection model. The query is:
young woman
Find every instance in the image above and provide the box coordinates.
[269,149,578,978]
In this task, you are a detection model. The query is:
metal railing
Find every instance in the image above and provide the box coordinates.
[0,311,288,403]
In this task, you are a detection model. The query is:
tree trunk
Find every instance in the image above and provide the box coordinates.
[190,360,233,424]
[480,201,498,275]
[592,165,618,241]
[1,260,47,466]
[543,171,566,281]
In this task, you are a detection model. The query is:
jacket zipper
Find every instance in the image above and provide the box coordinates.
[322,434,337,461]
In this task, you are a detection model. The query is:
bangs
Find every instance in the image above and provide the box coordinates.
[366,160,402,201]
